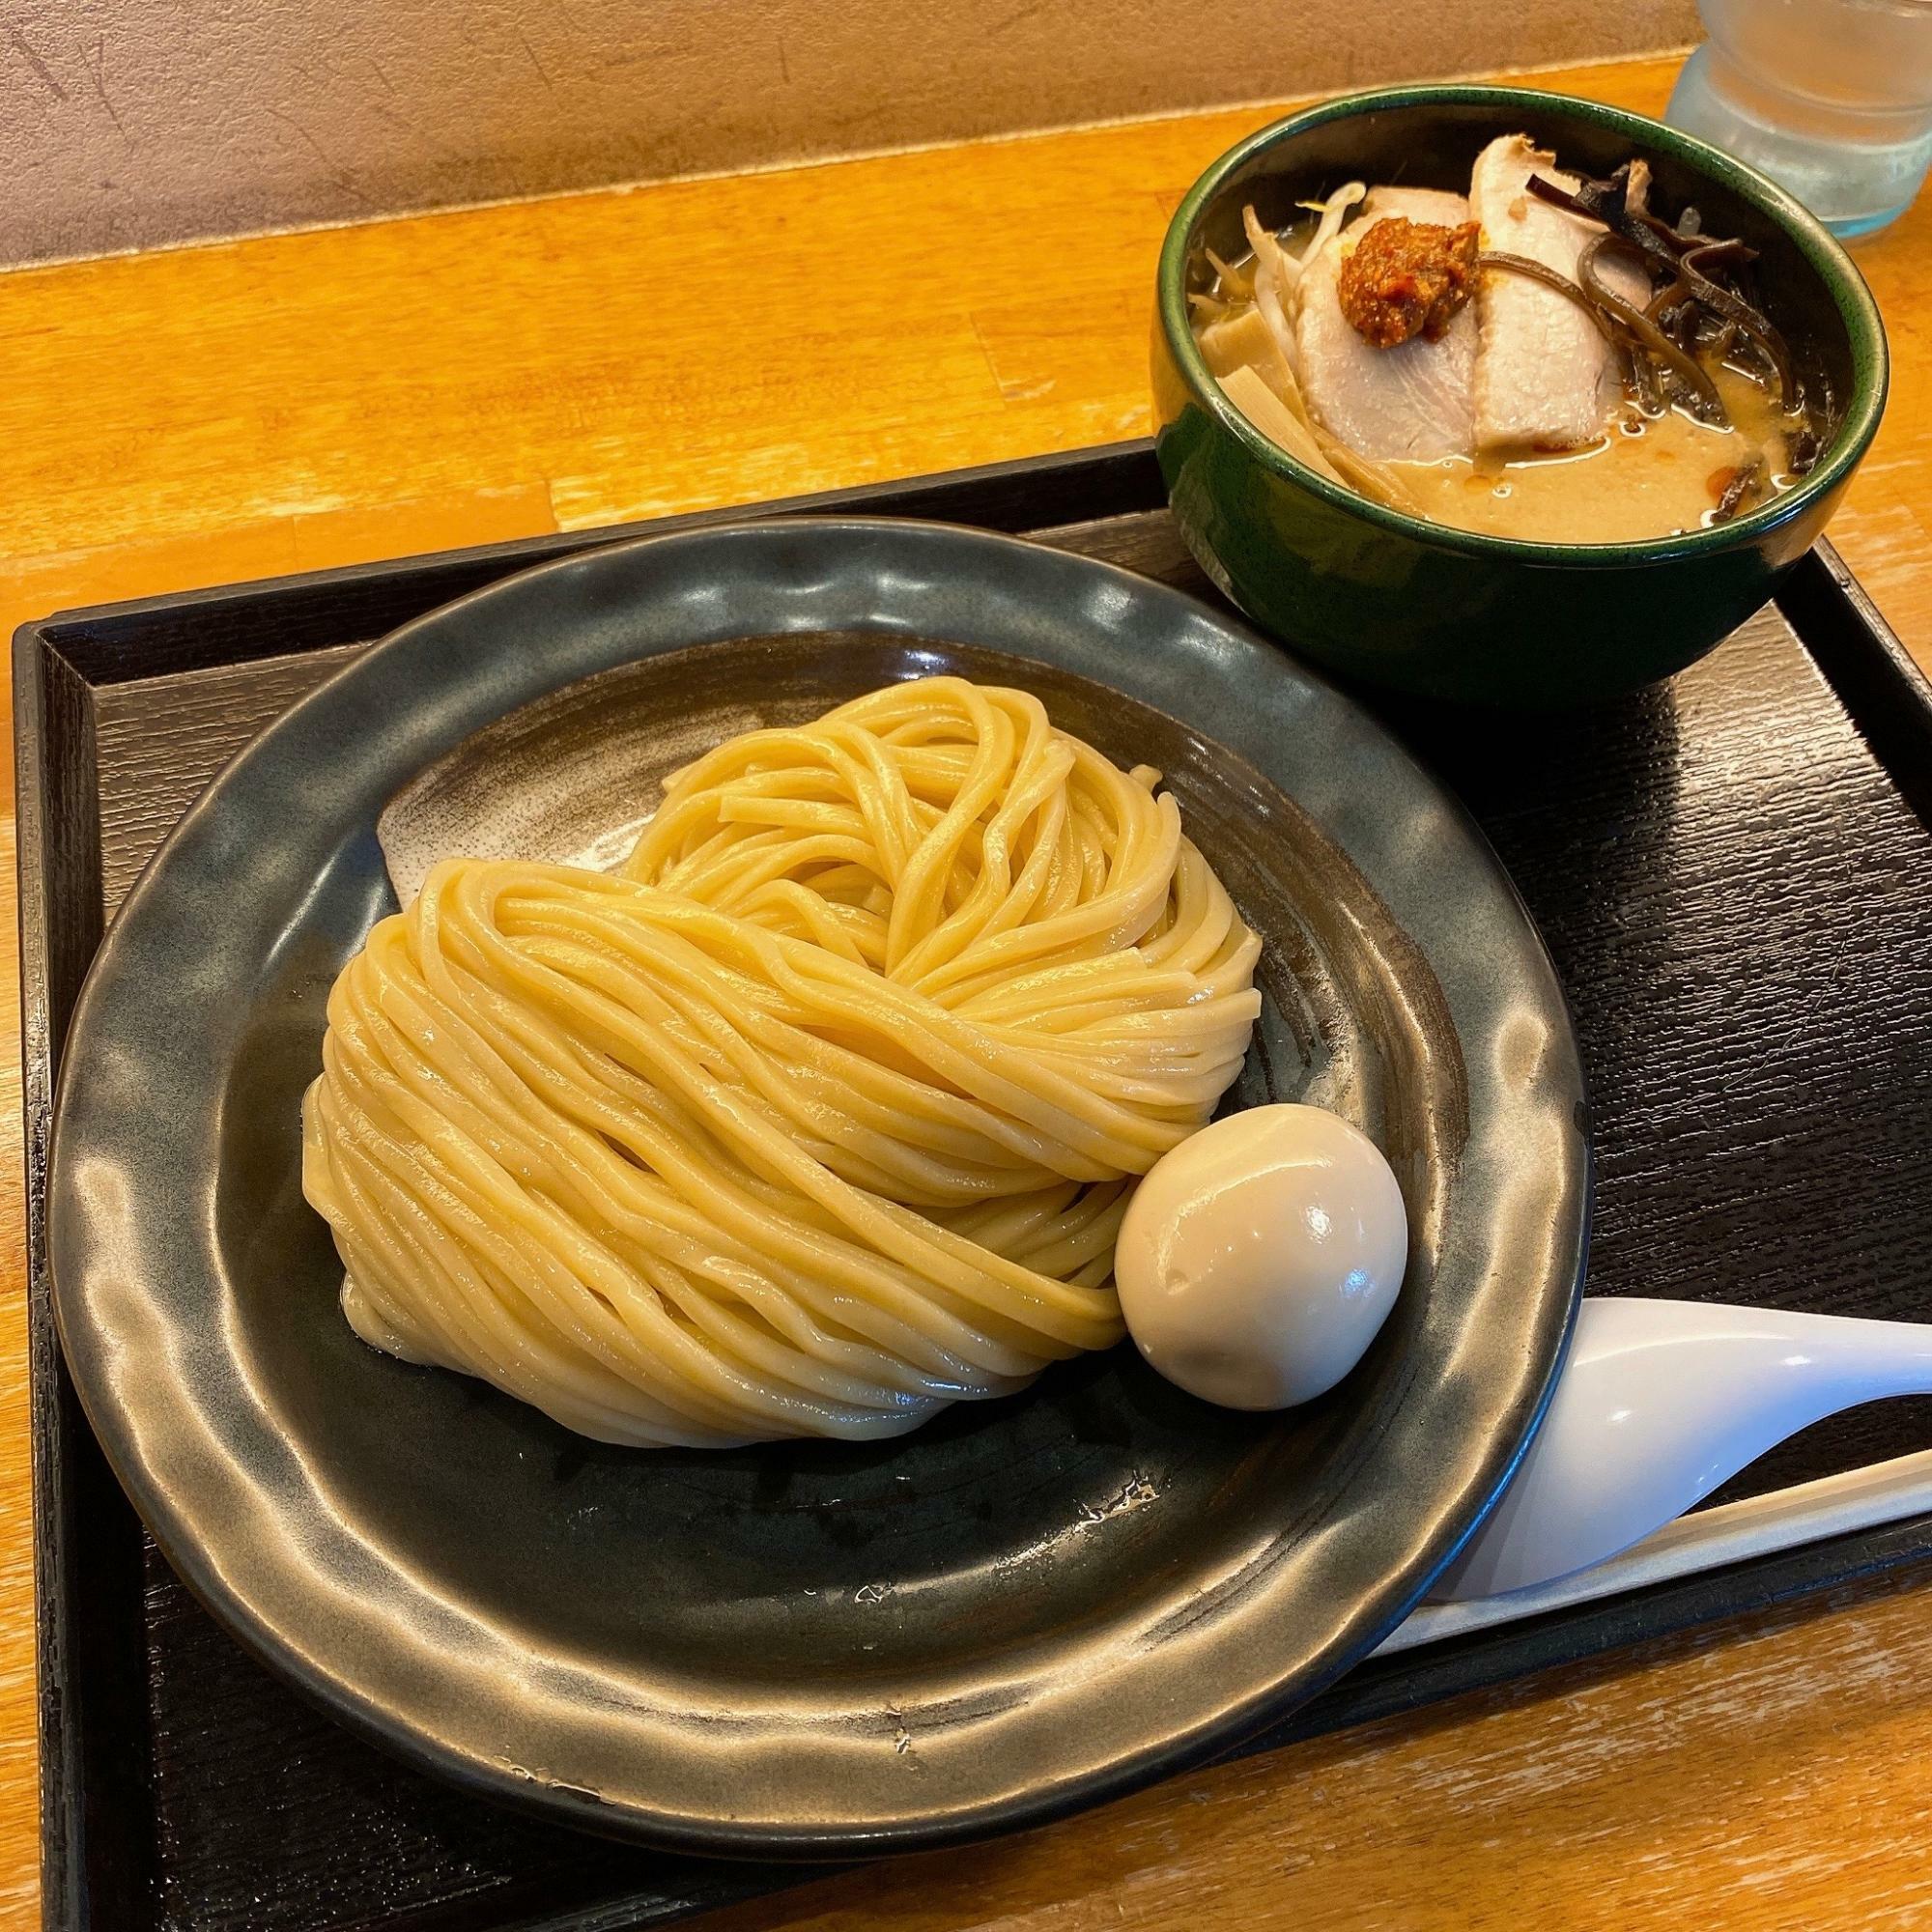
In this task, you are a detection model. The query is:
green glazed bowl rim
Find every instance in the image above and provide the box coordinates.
[1156,82,1890,564]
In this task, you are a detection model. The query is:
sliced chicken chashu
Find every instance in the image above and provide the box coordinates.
[1470,135,1648,450]
[1294,186,1477,462]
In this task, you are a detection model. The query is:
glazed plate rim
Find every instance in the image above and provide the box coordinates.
[47,516,1588,1856]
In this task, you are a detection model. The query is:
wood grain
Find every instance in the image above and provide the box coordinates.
[3,54,1929,680]
[6,47,1932,1932]
[697,1560,1932,1932]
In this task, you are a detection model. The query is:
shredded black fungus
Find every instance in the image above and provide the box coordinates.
[1522,159,1817,440]
[1713,456,1768,523]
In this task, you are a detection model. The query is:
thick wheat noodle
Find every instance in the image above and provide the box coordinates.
[302,677,1262,1446]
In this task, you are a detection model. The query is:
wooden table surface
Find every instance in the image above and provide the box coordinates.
[5,48,1932,1932]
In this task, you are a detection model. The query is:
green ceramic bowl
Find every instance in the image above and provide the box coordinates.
[1151,84,1889,706]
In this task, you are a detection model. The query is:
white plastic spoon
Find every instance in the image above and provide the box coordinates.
[1433,1297,1932,1602]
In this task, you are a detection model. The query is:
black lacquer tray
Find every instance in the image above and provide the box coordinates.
[18,441,1932,1931]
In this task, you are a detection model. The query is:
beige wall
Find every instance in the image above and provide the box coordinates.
[0,0,1696,267]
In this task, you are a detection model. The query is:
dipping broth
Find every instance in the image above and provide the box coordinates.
[1190,137,1827,545]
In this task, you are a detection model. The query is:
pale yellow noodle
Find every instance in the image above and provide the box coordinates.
[301,678,1262,1446]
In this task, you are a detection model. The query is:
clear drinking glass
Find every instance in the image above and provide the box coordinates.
[1666,0,1932,237]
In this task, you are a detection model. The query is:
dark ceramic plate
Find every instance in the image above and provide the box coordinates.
[48,518,1587,1857]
